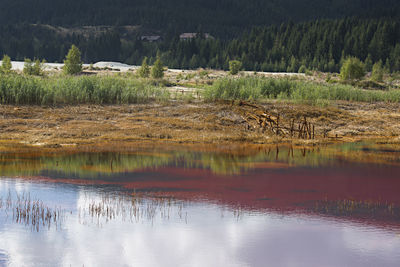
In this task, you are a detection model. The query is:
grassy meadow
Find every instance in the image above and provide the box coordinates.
[204,76,400,105]
[0,70,400,106]
[0,74,169,105]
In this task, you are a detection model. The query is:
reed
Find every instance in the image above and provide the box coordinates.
[0,74,169,105]
[79,192,187,225]
[204,76,400,104]
[0,190,65,231]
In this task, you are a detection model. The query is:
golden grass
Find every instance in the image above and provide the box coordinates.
[0,101,399,150]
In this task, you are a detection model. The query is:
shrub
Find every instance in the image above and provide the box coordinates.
[298,65,307,73]
[151,56,164,79]
[229,60,242,75]
[24,58,46,76]
[371,60,384,82]
[1,55,12,74]
[340,57,365,81]
[137,57,150,78]
[63,45,82,75]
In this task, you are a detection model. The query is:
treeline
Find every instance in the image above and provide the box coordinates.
[0,24,122,63]
[157,17,400,73]
[1,17,400,73]
[0,0,398,36]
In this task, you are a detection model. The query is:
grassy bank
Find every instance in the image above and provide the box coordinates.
[204,77,400,104]
[2,73,400,106]
[0,74,169,105]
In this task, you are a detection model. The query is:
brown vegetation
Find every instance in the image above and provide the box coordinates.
[0,100,399,149]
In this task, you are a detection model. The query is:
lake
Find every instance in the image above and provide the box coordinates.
[0,142,399,266]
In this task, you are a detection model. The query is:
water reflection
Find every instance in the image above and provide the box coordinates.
[0,143,399,266]
[0,179,400,267]
[0,142,399,178]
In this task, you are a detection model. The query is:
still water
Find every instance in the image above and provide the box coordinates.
[0,143,400,266]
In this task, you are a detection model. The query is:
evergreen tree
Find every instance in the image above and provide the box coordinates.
[33,59,45,76]
[63,45,82,75]
[1,54,12,74]
[151,56,164,79]
[298,65,307,73]
[384,58,391,73]
[23,58,33,75]
[364,54,373,72]
[137,57,150,78]
[371,60,384,82]
[24,58,45,75]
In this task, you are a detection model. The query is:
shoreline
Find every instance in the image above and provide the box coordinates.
[0,100,399,152]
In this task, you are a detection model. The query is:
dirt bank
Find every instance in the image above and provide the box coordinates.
[0,101,399,149]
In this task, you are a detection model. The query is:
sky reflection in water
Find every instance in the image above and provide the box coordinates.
[0,143,400,266]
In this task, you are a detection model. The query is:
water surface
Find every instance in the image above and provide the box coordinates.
[0,143,399,266]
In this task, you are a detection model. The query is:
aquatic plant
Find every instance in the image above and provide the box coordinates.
[0,190,65,231]
[79,192,187,225]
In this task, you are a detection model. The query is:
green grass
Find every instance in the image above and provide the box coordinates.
[204,76,400,104]
[2,74,400,106]
[0,74,170,105]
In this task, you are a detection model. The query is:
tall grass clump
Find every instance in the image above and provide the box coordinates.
[204,77,299,101]
[204,76,400,104]
[0,74,169,105]
[290,82,400,103]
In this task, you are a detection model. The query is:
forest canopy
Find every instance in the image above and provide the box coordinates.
[1,17,399,73]
[0,0,398,36]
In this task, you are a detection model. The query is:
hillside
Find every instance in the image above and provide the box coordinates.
[0,0,399,72]
[0,0,398,36]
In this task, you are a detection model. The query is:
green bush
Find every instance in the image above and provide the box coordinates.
[63,45,82,75]
[0,55,12,74]
[137,57,150,78]
[340,57,365,81]
[298,65,307,73]
[151,57,164,79]
[229,60,242,75]
[24,58,46,76]
[371,60,384,82]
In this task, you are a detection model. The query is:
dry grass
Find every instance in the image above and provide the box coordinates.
[0,101,399,149]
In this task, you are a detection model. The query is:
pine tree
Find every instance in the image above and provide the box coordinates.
[137,57,150,78]
[1,55,12,74]
[23,58,34,75]
[384,58,391,73]
[151,56,164,79]
[32,59,45,76]
[24,58,45,75]
[63,45,82,75]
[364,54,373,72]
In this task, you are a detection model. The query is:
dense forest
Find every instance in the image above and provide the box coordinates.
[0,0,398,36]
[1,17,399,73]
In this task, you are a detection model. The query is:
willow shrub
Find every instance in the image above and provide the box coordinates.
[0,74,169,105]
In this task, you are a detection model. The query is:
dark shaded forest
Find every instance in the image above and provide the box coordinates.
[0,0,398,36]
[1,17,400,73]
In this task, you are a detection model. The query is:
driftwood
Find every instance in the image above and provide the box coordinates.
[236,101,316,139]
